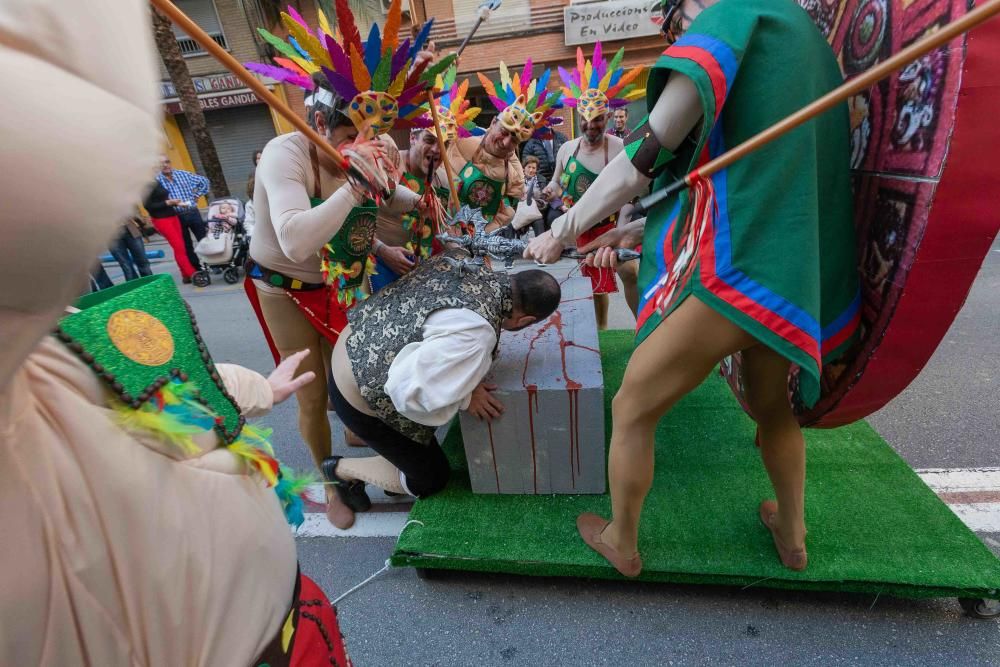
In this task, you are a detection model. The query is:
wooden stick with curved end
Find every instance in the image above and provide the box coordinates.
[637,0,1000,214]
[426,91,462,213]
[150,0,349,171]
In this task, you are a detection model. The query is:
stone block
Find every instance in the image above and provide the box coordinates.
[459,276,606,494]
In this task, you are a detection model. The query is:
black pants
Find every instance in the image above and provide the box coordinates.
[177,208,207,269]
[328,376,450,498]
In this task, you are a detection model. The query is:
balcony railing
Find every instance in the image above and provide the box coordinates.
[429,5,565,45]
[177,31,229,57]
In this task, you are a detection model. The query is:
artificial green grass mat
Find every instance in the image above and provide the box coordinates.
[392,330,1000,600]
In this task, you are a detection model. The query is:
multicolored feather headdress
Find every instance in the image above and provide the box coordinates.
[558,42,645,122]
[476,59,563,142]
[245,1,455,137]
[432,65,485,142]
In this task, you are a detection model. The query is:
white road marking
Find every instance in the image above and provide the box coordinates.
[295,511,412,538]
[293,469,1000,539]
[917,467,1000,492]
[943,504,1000,533]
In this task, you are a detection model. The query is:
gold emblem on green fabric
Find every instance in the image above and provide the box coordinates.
[347,213,377,254]
[106,309,175,367]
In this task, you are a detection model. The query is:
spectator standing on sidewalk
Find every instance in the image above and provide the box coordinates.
[108,214,152,281]
[144,179,197,283]
[156,155,209,271]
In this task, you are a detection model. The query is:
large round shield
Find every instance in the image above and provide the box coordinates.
[722,0,1000,426]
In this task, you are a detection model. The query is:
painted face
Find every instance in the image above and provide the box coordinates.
[577,88,609,122]
[348,91,399,138]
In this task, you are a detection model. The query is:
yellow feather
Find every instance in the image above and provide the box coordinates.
[499,62,511,89]
[598,69,613,91]
[282,13,332,70]
[583,61,593,88]
[526,79,536,101]
[318,8,333,36]
[292,54,320,74]
[389,67,408,97]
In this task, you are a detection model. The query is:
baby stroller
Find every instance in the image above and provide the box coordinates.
[192,198,250,287]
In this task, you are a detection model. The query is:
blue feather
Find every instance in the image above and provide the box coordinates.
[589,66,599,88]
[364,24,382,76]
[410,19,434,57]
[535,68,551,95]
[608,70,623,88]
[288,36,311,61]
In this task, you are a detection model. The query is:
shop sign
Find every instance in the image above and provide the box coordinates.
[563,0,661,46]
[160,72,244,98]
[163,90,261,114]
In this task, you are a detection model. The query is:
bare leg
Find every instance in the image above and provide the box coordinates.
[337,456,407,494]
[599,296,757,558]
[742,345,806,550]
[594,293,610,330]
[616,261,640,319]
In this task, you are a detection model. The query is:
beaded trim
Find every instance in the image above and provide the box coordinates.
[53,301,247,444]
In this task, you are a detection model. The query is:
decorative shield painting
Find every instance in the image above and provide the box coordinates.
[722,0,1000,426]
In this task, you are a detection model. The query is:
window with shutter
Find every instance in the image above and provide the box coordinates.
[451,0,531,37]
[171,0,228,56]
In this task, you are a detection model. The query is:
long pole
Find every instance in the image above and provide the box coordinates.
[426,92,462,212]
[637,0,1000,213]
[150,0,349,170]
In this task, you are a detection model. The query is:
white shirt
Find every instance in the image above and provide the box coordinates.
[384,308,498,426]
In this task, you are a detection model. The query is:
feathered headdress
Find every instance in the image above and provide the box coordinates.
[558,42,645,122]
[245,1,455,137]
[432,65,485,142]
[476,59,563,142]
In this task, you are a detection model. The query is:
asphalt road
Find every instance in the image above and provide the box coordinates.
[126,235,999,666]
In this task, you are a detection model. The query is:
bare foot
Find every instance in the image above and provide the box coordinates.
[577,513,642,577]
[759,500,807,571]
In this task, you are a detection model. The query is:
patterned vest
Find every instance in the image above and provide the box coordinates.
[346,251,513,444]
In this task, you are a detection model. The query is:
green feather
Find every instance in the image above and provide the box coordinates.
[257,28,302,62]
[373,48,393,90]
[420,54,458,84]
[607,47,625,75]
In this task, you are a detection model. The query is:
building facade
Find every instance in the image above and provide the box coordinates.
[158,0,300,202]
[417,0,665,135]
[161,0,665,203]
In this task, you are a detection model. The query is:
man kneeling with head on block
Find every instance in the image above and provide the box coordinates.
[323,249,561,527]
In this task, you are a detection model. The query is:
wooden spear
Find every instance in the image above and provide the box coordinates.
[635,0,1000,214]
[149,0,350,171]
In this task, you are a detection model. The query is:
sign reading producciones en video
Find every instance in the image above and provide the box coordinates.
[563,0,661,46]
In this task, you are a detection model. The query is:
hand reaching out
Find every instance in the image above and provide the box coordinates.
[268,349,316,405]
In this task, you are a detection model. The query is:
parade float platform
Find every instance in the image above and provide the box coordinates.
[392,331,1000,605]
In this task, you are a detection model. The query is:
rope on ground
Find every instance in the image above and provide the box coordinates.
[331,520,426,606]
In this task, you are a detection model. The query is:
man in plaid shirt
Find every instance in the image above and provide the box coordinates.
[156,156,210,271]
